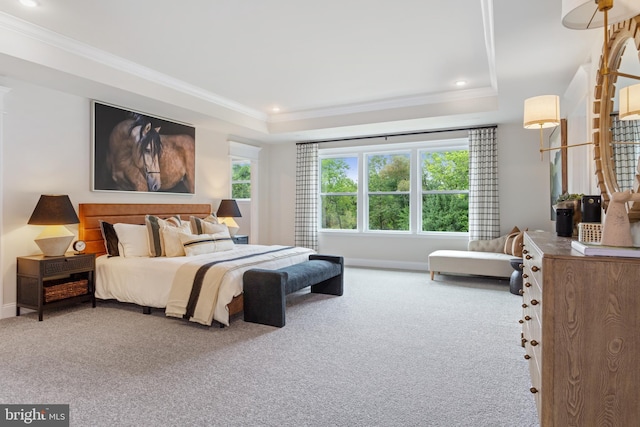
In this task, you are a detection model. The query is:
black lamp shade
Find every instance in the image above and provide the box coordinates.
[28,195,80,225]
[216,199,241,217]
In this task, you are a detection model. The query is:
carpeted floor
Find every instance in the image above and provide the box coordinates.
[0,267,539,427]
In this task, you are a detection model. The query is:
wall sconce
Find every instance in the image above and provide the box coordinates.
[216,199,242,237]
[523,95,593,158]
[562,0,640,110]
[524,0,640,156]
[28,195,80,256]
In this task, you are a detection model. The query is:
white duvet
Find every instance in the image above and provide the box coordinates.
[95,244,315,326]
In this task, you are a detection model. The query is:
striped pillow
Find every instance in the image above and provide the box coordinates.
[180,225,234,256]
[145,215,182,257]
[189,214,218,234]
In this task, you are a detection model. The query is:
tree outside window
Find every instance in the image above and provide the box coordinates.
[320,157,357,230]
[367,153,410,231]
[421,150,469,232]
[319,140,469,233]
[231,160,251,199]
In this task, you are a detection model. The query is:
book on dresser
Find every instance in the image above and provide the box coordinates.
[570,240,640,257]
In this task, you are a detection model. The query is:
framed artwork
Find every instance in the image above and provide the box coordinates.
[549,118,568,220]
[92,101,196,194]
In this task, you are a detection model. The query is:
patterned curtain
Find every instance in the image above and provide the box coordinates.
[611,115,640,191]
[468,127,500,240]
[295,143,319,250]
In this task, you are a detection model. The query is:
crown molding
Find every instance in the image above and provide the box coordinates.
[0,11,268,122]
[267,86,498,123]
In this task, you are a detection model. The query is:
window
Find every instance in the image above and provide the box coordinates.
[231,159,251,199]
[367,153,410,231]
[319,139,469,233]
[320,156,358,230]
[421,149,469,232]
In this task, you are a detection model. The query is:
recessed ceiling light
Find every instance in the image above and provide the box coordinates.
[19,0,38,7]
[271,106,281,113]
[455,80,467,87]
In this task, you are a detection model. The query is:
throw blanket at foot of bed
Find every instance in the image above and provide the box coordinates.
[243,254,344,327]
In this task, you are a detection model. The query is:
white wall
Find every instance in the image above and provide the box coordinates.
[263,124,555,271]
[0,78,241,316]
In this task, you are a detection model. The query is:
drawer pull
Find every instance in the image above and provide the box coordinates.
[524,315,531,321]
[530,387,539,394]
[518,289,524,296]
[524,354,531,360]
[525,282,532,288]
[522,249,529,254]
[531,266,540,272]
[530,340,539,346]
[531,299,539,305]
[522,338,528,345]
[522,273,528,279]
[525,254,532,260]
[519,319,524,324]
[522,303,528,308]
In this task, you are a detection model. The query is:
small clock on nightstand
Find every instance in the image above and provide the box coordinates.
[72,240,86,254]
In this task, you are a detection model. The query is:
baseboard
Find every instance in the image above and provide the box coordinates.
[345,258,429,272]
[1,303,16,319]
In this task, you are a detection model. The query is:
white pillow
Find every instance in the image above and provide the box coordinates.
[161,223,192,257]
[180,225,234,256]
[113,223,150,257]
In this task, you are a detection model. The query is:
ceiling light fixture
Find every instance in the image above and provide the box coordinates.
[524,0,640,156]
[455,80,467,87]
[271,106,280,113]
[19,0,38,7]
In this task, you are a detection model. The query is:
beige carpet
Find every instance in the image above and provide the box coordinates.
[0,267,538,426]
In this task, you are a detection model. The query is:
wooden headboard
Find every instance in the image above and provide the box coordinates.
[78,203,212,256]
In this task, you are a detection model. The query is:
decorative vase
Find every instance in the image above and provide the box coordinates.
[556,199,581,236]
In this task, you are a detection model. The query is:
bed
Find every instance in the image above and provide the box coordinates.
[78,203,315,326]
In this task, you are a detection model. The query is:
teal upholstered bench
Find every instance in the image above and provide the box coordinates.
[243,254,344,327]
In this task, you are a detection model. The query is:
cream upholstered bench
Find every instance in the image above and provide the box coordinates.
[428,234,517,280]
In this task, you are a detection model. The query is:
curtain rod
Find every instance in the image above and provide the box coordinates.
[296,125,498,145]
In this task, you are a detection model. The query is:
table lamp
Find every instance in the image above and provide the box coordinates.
[28,195,80,256]
[216,199,242,237]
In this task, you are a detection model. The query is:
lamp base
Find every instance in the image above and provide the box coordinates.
[220,218,240,237]
[34,225,74,256]
[35,235,74,256]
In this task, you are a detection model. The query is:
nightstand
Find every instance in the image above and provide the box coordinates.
[232,235,249,244]
[16,252,96,321]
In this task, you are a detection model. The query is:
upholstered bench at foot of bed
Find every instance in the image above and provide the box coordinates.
[243,254,344,327]
[428,249,514,280]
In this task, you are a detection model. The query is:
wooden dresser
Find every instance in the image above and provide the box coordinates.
[521,231,639,426]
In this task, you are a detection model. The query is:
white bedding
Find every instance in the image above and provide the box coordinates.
[95,244,315,326]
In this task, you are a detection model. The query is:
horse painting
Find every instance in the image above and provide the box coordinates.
[157,133,195,193]
[106,114,163,192]
[105,113,195,193]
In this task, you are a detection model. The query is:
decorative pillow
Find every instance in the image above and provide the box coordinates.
[190,214,218,235]
[160,223,192,257]
[145,215,182,257]
[503,226,521,255]
[511,229,528,258]
[180,225,234,256]
[113,223,150,257]
[99,220,120,257]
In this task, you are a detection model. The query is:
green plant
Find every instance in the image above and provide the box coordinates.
[555,193,583,204]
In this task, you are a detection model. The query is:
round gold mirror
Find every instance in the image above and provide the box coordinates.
[593,17,640,218]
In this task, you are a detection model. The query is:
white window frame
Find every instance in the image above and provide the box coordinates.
[318,138,469,235]
[230,158,251,200]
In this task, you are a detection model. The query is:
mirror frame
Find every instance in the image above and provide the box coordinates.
[593,16,640,217]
